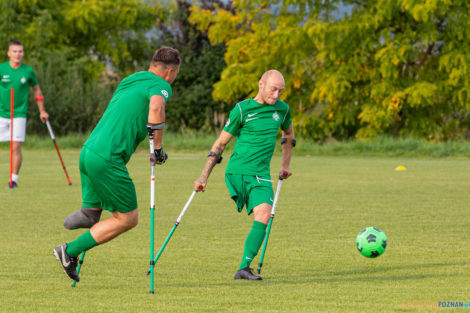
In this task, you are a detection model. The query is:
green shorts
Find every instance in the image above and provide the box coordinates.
[79,147,137,213]
[225,173,274,215]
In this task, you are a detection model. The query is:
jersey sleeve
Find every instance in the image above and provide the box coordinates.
[223,103,243,136]
[148,83,172,103]
[281,105,292,130]
[28,67,38,87]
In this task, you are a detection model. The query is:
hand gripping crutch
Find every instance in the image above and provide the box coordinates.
[148,127,157,294]
[257,172,287,274]
[146,190,199,276]
[45,120,72,185]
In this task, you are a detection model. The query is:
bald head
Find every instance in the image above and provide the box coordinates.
[260,70,285,85]
[254,69,285,105]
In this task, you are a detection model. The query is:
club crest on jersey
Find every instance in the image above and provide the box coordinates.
[273,112,280,121]
[161,90,169,98]
[21,76,27,84]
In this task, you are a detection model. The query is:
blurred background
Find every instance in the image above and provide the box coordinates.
[1,0,468,142]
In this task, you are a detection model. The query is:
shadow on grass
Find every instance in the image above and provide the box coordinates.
[309,261,469,277]
[158,261,468,288]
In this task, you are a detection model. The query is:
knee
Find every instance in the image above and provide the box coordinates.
[253,205,271,224]
[128,214,138,229]
[121,211,138,230]
[12,142,22,154]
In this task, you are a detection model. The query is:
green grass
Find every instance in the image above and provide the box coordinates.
[1,148,469,312]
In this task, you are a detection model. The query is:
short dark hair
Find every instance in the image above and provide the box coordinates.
[9,41,23,48]
[152,46,181,66]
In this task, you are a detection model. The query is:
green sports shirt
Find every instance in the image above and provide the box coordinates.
[0,62,38,118]
[223,98,292,176]
[84,71,172,163]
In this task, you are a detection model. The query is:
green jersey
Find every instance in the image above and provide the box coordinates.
[84,71,172,163]
[0,62,38,118]
[223,98,292,176]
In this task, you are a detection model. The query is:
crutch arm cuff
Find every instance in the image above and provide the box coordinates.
[281,138,296,147]
[147,122,165,131]
[208,151,223,164]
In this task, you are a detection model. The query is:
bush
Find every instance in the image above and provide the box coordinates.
[26,50,117,136]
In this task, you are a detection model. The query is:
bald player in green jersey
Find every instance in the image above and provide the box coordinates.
[194,70,295,280]
[53,47,181,282]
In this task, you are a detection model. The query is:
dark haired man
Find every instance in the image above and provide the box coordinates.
[0,41,49,188]
[194,69,295,280]
[54,47,181,282]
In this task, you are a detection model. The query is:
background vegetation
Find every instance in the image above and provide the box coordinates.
[1,0,469,141]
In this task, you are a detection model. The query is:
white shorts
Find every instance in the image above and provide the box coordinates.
[0,117,27,142]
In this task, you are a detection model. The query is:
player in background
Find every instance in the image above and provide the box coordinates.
[0,41,49,188]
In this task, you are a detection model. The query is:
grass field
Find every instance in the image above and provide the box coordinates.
[1,147,469,312]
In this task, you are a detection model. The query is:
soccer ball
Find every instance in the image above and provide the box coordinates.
[356,227,387,258]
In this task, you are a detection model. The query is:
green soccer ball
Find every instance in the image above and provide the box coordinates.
[356,227,387,258]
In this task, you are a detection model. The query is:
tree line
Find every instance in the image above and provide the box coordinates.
[1,0,468,141]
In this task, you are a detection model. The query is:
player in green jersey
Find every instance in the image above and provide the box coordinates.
[53,47,181,282]
[194,70,296,280]
[0,41,49,188]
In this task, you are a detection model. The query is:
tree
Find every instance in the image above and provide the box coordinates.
[190,0,470,141]
[1,0,156,75]
[0,0,157,134]
[155,0,229,132]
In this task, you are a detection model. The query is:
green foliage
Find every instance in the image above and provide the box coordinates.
[4,132,470,158]
[190,0,470,141]
[1,0,229,134]
[0,0,158,134]
[155,1,228,132]
[0,0,156,75]
[26,50,117,135]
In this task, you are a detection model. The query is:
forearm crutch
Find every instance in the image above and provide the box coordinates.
[257,172,287,274]
[45,120,72,185]
[148,127,157,294]
[146,190,199,275]
[9,88,14,187]
[71,251,86,287]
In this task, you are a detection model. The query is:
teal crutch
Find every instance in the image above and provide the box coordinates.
[71,251,86,287]
[146,189,199,276]
[257,172,287,274]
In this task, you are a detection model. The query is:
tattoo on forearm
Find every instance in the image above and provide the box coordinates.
[200,143,225,180]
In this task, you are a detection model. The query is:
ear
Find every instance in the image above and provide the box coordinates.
[164,68,173,80]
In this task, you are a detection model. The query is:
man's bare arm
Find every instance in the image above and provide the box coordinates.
[280,124,295,179]
[194,130,233,191]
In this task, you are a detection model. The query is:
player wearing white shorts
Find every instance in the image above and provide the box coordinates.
[0,41,49,188]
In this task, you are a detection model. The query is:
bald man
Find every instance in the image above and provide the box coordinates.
[194,70,295,280]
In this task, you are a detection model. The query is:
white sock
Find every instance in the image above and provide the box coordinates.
[11,174,18,183]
